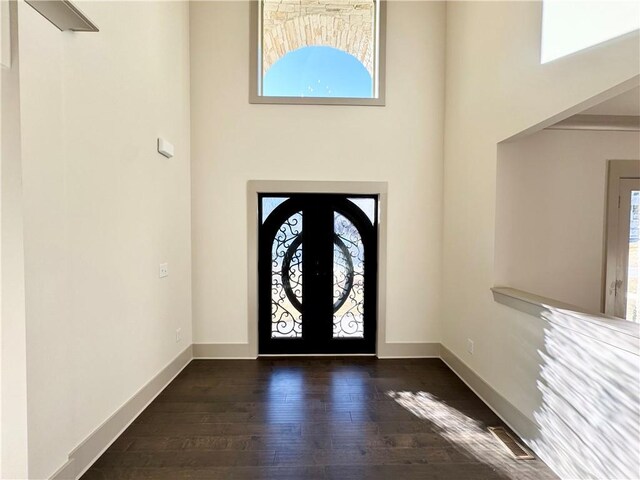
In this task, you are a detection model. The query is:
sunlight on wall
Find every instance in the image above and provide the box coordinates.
[541,0,640,63]
[530,312,640,479]
[387,391,543,479]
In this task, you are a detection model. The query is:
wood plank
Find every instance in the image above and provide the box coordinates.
[81,358,557,479]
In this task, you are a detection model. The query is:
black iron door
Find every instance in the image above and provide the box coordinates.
[258,194,378,354]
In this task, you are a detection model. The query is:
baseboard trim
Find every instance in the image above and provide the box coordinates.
[192,342,440,359]
[440,346,538,441]
[50,345,193,480]
[192,342,256,359]
[259,354,376,357]
[377,342,441,358]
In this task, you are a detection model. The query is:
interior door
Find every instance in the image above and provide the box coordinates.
[258,194,378,354]
[614,179,640,320]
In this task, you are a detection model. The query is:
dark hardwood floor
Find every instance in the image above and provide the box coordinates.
[81,358,558,479]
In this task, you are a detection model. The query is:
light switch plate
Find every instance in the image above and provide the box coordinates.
[159,263,168,278]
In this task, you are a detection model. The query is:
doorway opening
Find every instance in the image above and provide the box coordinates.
[604,160,640,321]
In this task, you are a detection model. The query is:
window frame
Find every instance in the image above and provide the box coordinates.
[249,0,386,106]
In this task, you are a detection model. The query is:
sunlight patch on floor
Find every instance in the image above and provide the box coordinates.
[387,390,544,479]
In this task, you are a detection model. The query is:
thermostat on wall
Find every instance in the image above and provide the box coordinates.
[157,138,174,158]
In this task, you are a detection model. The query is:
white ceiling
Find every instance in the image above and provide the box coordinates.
[582,86,640,116]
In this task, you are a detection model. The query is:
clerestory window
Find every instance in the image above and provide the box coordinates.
[250,0,386,106]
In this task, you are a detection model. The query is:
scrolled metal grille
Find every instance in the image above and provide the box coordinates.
[271,212,303,338]
[333,212,365,338]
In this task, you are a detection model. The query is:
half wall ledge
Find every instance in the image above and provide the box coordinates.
[491,286,640,355]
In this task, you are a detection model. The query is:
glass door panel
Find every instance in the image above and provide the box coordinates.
[626,190,639,322]
[270,211,303,337]
[333,212,365,338]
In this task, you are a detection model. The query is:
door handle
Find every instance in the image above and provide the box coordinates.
[609,279,623,296]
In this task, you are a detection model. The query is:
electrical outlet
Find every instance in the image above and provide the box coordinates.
[467,338,474,355]
[176,328,182,343]
[159,263,168,278]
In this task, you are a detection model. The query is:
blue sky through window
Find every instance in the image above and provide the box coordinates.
[263,46,372,98]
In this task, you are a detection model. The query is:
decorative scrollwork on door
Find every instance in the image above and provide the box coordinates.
[271,212,303,338]
[333,212,365,338]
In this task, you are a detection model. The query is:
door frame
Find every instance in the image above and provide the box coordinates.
[604,160,640,318]
[247,180,388,357]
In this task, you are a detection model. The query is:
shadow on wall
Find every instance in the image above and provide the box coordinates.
[529,312,640,479]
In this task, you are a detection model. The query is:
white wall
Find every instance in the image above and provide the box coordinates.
[190,1,445,347]
[16,1,192,477]
[443,1,639,478]
[496,129,640,313]
[1,1,29,477]
[1,31,3,477]
[6,1,639,478]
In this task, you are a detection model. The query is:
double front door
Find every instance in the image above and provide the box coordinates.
[258,194,378,354]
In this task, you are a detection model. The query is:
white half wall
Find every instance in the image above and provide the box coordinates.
[16,1,192,478]
[190,1,445,348]
[443,1,639,478]
[496,129,640,313]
